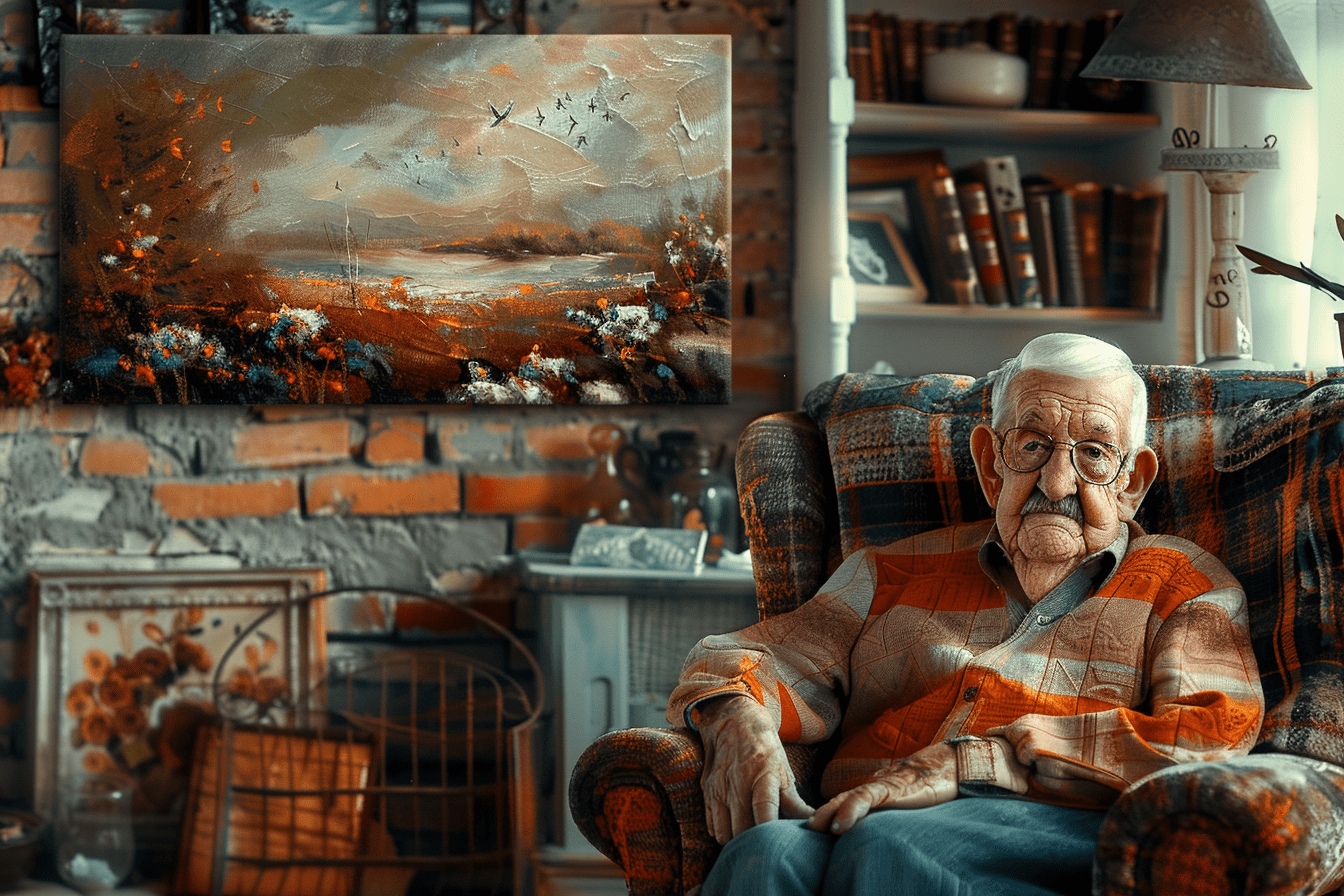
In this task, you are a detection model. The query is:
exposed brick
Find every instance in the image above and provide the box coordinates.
[436,419,513,462]
[733,235,790,277]
[79,435,151,477]
[2,113,58,167]
[255,405,363,422]
[0,85,41,113]
[512,515,573,552]
[731,151,789,192]
[732,192,791,235]
[233,418,353,468]
[0,167,54,204]
[732,111,764,151]
[463,470,589,516]
[0,204,56,256]
[306,469,460,516]
[523,422,600,462]
[733,69,780,107]
[154,478,300,519]
[364,416,426,466]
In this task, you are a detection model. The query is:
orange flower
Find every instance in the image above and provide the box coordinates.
[142,621,166,644]
[83,649,111,683]
[65,681,96,719]
[82,750,118,776]
[135,646,173,680]
[112,704,148,739]
[97,673,134,709]
[80,708,113,747]
[224,669,254,699]
[253,675,288,706]
[171,635,211,673]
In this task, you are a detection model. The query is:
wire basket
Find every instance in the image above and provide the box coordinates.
[173,589,544,896]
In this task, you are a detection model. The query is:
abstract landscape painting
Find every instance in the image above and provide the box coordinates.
[59,34,731,404]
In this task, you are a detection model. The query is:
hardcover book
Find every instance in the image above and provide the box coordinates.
[961,156,1041,307]
[956,181,1010,307]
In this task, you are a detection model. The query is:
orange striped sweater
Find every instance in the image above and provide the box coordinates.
[668,519,1264,809]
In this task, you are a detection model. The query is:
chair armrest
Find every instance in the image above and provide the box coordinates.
[1095,753,1344,896]
[735,410,838,619]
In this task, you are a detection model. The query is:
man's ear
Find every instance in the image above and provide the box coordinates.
[1116,445,1159,521]
[970,423,1001,510]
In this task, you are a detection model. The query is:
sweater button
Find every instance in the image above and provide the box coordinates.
[963,686,979,702]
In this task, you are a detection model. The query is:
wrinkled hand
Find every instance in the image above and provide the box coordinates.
[807,741,958,835]
[693,694,814,844]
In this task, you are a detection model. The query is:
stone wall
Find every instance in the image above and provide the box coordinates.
[0,0,796,804]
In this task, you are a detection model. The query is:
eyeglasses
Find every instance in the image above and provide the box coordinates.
[996,428,1127,486]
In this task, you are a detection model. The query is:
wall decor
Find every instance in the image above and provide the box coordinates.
[58,33,731,405]
[845,210,927,308]
[28,568,327,873]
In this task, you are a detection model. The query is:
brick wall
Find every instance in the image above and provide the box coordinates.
[0,1,795,803]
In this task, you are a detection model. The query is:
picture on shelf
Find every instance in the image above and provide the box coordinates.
[849,149,950,303]
[846,210,927,306]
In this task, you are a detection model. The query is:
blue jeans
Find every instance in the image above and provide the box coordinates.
[698,798,1106,896]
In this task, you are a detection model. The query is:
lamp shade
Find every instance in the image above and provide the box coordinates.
[1078,0,1311,89]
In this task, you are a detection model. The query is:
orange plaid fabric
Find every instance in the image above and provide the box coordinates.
[668,518,1264,809]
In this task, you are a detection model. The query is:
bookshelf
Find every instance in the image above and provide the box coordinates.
[793,0,1200,398]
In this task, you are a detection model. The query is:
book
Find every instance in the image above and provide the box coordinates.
[1049,188,1086,307]
[1022,17,1062,110]
[1071,10,1145,112]
[1023,180,1061,306]
[848,14,875,103]
[1130,190,1167,310]
[1067,181,1106,306]
[961,155,1041,307]
[877,14,902,104]
[1103,184,1135,307]
[896,17,922,102]
[956,181,1010,307]
[1053,19,1088,109]
[868,11,890,103]
[988,11,1019,55]
[930,166,985,305]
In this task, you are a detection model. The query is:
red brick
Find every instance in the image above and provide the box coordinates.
[731,152,788,192]
[0,167,55,204]
[0,205,56,255]
[234,418,353,468]
[3,114,57,167]
[435,419,513,462]
[733,69,780,107]
[523,422,602,461]
[154,478,300,519]
[364,416,426,466]
[80,435,151,477]
[463,471,589,515]
[306,469,459,516]
[0,86,41,113]
[256,405,362,421]
[512,515,573,552]
[733,235,790,277]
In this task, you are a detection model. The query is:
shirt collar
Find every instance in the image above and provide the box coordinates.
[977,522,1130,629]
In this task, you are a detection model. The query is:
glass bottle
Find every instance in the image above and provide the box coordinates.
[57,774,135,893]
[581,423,654,527]
[665,443,739,563]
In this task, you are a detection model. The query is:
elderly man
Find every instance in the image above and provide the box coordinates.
[667,334,1264,896]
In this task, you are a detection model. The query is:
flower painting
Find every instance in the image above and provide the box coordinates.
[58,34,731,404]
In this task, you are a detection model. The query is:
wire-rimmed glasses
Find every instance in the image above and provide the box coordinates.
[996,428,1127,486]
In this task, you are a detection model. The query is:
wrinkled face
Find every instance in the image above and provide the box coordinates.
[991,370,1137,566]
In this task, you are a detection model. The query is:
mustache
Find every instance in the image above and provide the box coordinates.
[1021,490,1084,524]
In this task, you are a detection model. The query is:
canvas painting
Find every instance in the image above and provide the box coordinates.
[58,34,731,404]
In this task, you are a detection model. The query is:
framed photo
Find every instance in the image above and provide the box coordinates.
[570,524,708,572]
[28,567,327,873]
[848,149,950,304]
[846,210,927,307]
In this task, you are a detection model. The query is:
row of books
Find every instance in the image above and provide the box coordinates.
[847,9,1145,114]
[850,149,1165,311]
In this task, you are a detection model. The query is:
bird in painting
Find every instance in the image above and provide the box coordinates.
[488,100,514,127]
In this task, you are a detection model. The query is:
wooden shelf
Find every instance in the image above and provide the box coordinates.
[850,102,1162,145]
[855,303,1162,322]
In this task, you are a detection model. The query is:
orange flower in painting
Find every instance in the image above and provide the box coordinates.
[112,704,148,739]
[80,708,113,747]
[97,673,134,709]
[135,646,173,680]
[82,750,118,776]
[224,669,254,700]
[83,649,111,683]
[171,635,211,673]
[66,680,95,719]
[142,621,166,644]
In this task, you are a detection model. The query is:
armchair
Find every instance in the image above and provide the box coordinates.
[569,366,1344,896]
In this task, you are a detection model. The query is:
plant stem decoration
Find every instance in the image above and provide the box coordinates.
[1236,215,1344,301]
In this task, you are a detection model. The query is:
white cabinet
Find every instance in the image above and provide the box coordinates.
[793,0,1203,397]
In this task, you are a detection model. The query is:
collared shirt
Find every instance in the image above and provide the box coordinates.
[667,519,1265,809]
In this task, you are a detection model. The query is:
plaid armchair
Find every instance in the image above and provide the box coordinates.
[569,366,1344,896]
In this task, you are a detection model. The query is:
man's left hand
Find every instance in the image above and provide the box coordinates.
[806,741,958,835]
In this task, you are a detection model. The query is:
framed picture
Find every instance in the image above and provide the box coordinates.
[28,567,327,873]
[846,210,927,307]
[207,0,402,34]
[570,523,708,572]
[848,149,950,304]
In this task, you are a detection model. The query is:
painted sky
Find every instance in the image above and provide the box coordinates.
[60,34,730,248]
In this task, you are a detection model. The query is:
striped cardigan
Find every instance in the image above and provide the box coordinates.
[668,518,1265,809]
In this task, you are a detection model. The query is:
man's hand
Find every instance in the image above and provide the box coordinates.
[806,741,958,835]
[693,694,814,844]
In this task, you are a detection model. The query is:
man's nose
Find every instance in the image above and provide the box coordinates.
[1036,444,1078,500]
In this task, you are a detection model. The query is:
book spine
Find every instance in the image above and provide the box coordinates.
[1025,17,1061,109]
[956,181,1010,307]
[868,11,889,103]
[879,14,902,104]
[1053,19,1087,109]
[848,14,875,103]
[1068,181,1106,306]
[918,19,941,99]
[1023,186,1060,306]
[1130,190,1166,310]
[1049,189,1086,307]
[931,171,985,305]
[896,18,922,102]
[989,11,1019,55]
[1103,184,1135,307]
[966,155,1040,307]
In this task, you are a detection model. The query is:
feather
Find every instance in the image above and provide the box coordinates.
[1297,262,1344,301]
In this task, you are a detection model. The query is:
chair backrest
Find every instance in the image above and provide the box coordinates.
[801,366,1344,765]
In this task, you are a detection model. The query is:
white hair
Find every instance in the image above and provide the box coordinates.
[987,333,1148,461]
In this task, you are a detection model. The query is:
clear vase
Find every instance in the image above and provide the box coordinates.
[56,774,135,893]
[665,444,740,564]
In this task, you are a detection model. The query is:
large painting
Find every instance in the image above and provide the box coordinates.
[58,34,731,404]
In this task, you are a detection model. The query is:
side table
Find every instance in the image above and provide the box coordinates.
[522,558,758,894]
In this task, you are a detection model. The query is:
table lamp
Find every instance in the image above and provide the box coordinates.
[1079,0,1311,365]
